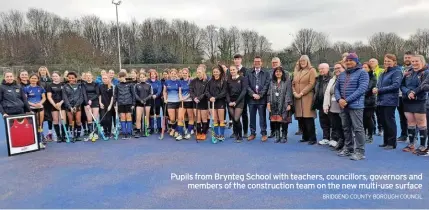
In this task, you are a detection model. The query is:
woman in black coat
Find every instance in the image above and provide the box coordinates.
[0,71,31,117]
[362,62,377,143]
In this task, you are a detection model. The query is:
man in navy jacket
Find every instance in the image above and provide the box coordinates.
[335,53,369,161]
[246,56,271,141]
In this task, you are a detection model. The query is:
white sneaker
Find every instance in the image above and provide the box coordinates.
[39,143,46,149]
[318,139,330,145]
[184,133,191,139]
[176,135,183,141]
[329,140,337,147]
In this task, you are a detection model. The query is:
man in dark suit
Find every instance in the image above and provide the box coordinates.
[246,56,271,141]
[233,54,249,138]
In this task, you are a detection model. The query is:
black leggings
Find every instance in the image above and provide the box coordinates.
[228,107,243,136]
[329,112,344,142]
[364,107,375,136]
[100,109,115,135]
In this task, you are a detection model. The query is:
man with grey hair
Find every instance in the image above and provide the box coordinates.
[313,63,333,145]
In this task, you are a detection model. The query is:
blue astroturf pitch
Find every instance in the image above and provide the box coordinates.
[0,111,428,209]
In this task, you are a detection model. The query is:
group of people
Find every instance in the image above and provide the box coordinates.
[1,51,429,161]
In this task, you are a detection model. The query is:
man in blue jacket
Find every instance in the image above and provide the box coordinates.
[335,53,369,160]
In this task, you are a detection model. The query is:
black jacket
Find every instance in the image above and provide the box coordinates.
[99,84,114,108]
[83,82,99,104]
[246,68,271,104]
[0,80,31,115]
[114,82,135,106]
[39,76,52,90]
[62,83,86,109]
[312,73,332,110]
[365,71,377,108]
[205,78,227,102]
[226,76,248,105]
[190,78,209,101]
[134,82,153,104]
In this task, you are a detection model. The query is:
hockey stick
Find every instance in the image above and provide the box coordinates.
[210,101,217,144]
[195,102,199,143]
[114,104,120,140]
[59,110,71,143]
[159,102,167,140]
[87,107,108,141]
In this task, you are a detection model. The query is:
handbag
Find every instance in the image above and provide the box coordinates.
[270,115,283,122]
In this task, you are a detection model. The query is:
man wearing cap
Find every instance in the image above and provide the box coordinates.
[335,53,369,160]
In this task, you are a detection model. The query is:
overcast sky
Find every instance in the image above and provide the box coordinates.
[1,0,429,51]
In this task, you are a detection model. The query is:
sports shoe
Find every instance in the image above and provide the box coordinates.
[416,148,428,156]
[45,133,53,142]
[338,149,352,157]
[403,144,415,153]
[413,146,426,154]
[329,140,337,147]
[318,139,330,145]
[39,142,46,149]
[184,133,191,140]
[397,136,407,142]
[350,152,365,161]
[176,135,183,141]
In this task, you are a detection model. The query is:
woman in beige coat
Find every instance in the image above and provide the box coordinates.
[292,55,317,145]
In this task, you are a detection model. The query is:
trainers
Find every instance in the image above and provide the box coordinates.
[402,144,415,152]
[329,140,337,147]
[248,134,256,141]
[338,149,352,157]
[413,146,426,154]
[176,135,183,141]
[366,136,373,144]
[39,142,46,149]
[397,136,407,142]
[350,152,365,161]
[318,139,330,145]
[218,135,225,142]
[416,147,428,156]
[46,133,53,142]
[184,133,191,139]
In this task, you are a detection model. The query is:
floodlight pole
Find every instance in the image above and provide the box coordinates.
[113,1,122,71]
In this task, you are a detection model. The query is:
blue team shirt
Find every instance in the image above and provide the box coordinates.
[24,85,45,104]
[147,79,162,97]
[165,80,181,102]
[180,79,191,101]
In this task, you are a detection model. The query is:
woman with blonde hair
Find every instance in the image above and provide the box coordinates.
[163,69,181,140]
[190,66,210,140]
[38,66,54,141]
[401,54,429,155]
[292,55,317,145]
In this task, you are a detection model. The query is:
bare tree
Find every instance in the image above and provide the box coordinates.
[204,25,218,64]
[369,32,405,60]
[408,29,429,57]
[332,41,353,55]
[291,28,324,58]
